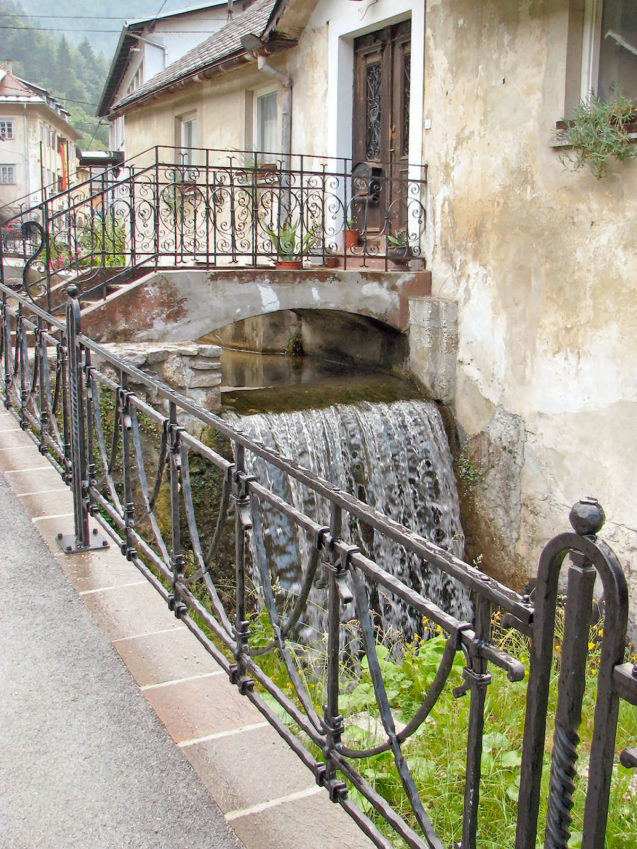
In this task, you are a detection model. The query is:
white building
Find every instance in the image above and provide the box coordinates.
[0,63,80,218]
[97,1,235,154]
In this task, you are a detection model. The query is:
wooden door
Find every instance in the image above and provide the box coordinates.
[353,21,411,234]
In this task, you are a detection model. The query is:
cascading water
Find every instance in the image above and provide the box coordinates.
[232,399,472,640]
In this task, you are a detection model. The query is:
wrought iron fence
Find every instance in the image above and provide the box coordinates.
[0,281,635,849]
[1,145,427,310]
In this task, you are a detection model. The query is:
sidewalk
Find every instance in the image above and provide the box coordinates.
[0,453,244,849]
[0,409,375,849]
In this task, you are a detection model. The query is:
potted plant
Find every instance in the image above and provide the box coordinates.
[265,219,317,269]
[387,229,413,268]
[554,92,637,179]
[344,218,359,251]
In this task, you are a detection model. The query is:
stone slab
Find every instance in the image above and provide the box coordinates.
[143,673,263,743]
[0,442,49,472]
[182,723,317,813]
[2,464,64,494]
[56,546,148,594]
[114,626,219,687]
[80,581,183,642]
[18,487,73,518]
[230,789,378,849]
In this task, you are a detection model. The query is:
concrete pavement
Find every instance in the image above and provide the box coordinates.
[0,466,244,849]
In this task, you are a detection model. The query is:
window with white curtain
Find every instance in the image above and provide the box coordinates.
[255,89,278,155]
[582,0,637,101]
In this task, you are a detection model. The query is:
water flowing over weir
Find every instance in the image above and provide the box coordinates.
[231,399,472,640]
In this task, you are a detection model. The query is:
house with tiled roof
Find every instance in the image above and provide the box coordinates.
[0,62,81,216]
[98,1,232,153]
[96,0,637,625]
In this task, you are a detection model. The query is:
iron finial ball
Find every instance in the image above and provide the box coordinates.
[569,497,605,536]
[67,284,79,299]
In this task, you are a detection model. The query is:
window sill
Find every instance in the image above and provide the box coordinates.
[549,120,637,149]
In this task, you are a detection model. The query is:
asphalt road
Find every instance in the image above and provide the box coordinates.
[0,472,244,849]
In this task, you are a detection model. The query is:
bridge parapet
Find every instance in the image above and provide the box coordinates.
[80,267,432,343]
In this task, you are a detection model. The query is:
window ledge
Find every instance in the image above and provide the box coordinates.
[549,132,637,149]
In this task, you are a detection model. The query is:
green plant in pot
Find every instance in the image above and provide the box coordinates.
[265,219,317,268]
[554,91,637,179]
[387,229,413,267]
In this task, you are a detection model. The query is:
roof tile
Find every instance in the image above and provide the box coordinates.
[112,0,280,114]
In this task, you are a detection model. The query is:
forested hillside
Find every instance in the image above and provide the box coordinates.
[10,0,185,53]
[0,0,115,147]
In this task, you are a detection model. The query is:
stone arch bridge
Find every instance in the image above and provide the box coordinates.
[82,267,430,341]
[80,267,456,404]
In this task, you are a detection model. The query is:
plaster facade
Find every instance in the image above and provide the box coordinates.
[0,66,80,215]
[421,1,637,624]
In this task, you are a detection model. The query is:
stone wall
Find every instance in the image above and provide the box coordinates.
[95,342,222,416]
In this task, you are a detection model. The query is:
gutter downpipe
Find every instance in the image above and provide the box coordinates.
[256,54,293,223]
[23,104,30,201]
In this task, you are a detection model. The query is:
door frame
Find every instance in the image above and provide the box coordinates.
[325,0,424,176]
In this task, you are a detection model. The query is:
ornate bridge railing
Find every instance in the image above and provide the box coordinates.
[1,145,427,311]
[0,281,635,849]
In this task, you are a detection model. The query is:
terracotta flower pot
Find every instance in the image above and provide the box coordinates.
[323,255,339,268]
[276,259,302,270]
[345,229,359,251]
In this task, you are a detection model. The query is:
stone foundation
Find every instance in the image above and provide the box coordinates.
[95,342,222,415]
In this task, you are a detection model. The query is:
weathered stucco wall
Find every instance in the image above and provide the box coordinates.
[121,37,333,165]
[422,0,637,622]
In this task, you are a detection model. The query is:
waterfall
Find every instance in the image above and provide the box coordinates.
[232,399,471,640]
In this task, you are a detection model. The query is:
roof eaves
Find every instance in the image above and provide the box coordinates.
[97,22,147,117]
[109,0,289,117]
[125,0,227,28]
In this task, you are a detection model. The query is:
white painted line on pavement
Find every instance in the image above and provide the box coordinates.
[32,512,74,521]
[141,670,224,691]
[78,581,149,595]
[17,487,69,496]
[178,722,269,748]
[224,785,322,821]
[111,625,187,643]
[4,465,55,473]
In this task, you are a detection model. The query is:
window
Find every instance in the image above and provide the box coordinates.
[582,0,637,101]
[0,120,13,140]
[176,112,197,166]
[255,89,278,154]
[0,165,16,184]
[126,63,144,96]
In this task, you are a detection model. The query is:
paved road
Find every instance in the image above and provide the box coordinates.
[0,472,244,849]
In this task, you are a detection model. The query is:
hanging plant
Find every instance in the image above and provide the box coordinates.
[554,92,637,179]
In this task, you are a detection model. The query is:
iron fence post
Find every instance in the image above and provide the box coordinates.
[516,499,629,849]
[459,594,492,849]
[167,400,187,618]
[544,555,596,849]
[230,442,254,694]
[57,285,107,554]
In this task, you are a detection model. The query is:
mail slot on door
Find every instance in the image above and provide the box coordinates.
[351,161,382,205]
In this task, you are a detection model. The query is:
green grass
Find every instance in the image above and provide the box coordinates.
[244,606,637,849]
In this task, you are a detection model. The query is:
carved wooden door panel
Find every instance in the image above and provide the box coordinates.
[353,21,411,235]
